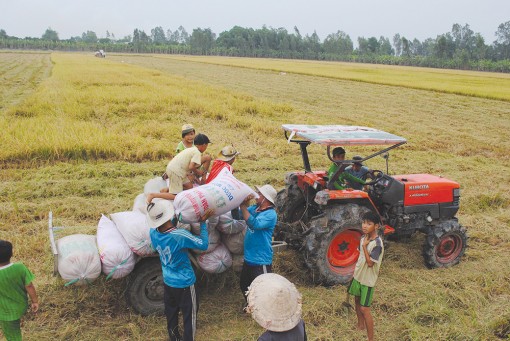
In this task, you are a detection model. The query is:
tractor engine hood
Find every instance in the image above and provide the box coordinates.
[393,174,460,206]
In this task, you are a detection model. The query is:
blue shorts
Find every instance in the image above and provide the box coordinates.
[348,278,375,307]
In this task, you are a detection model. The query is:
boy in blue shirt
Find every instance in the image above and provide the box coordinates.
[147,199,213,341]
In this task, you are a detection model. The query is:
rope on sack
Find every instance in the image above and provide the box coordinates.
[106,258,129,280]
[64,276,93,286]
[64,278,80,287]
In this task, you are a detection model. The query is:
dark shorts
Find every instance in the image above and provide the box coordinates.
[348,278,375,307]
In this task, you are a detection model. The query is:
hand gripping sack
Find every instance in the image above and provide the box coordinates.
[221,226,247,255]
[191,222,220,254]
[232,254,244,272]
[174,169,257,223]
[133,193,148,214]
[217,212,247,235]
[97,214,136,279]
[197,243,232,274]
[57,234,101,286]
[110,210,156,257]
[144,177,168,196]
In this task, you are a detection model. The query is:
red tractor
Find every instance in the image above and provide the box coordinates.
[275,125,467,286]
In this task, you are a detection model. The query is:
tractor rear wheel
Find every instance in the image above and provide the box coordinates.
[125,257,164,316]
[304,203,370,286]
[423,219,467,268]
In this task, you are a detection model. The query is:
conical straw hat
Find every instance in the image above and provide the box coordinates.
[246,273,302,332]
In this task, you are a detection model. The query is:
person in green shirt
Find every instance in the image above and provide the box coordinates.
[175,124,196,154]
[0,240,39,341]
[172,124,211,185]
[327,148,367,190]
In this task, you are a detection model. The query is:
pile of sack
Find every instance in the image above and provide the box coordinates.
[56,171,254,286]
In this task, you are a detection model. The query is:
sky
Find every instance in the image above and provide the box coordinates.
[1,0,509,44]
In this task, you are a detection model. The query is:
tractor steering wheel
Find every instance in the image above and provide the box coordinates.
[364,170,385,186]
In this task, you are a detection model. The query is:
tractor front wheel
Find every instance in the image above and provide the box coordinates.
[423,220,467,268]
[304,204,370,286]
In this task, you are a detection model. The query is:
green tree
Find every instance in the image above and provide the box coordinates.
[357,37,369,54]
[323,31,353,55]
[367,37,379,53]
[494,21,510,59]
[151,26,166,44]
[451,23,476,58]
[190,28,215,54]
[393,33,402,56]
[378,36,393,55]
[0,29,8,39]
[178,26,190,44]
[474,33,487,60]
[42,27,59,41]
[410,38,423,56]
[434,33,455,59]
[81,31,98,43]
[304,31,321,57]
[401,37,410,57]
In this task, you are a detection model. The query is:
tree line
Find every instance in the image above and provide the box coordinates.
[1,21,510,72]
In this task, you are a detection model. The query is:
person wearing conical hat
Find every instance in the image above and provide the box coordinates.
[246,273,307,340]
[239,184,278,307]
[205,145,240,184]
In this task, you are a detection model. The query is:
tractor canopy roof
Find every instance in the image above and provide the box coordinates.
[282,124,406,146]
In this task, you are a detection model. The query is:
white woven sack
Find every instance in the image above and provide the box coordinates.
[176,221,191,231]
[197,243,232,274]
[232,254,244,272]
[222,226,247,255]
[207,215,220,229]
[144,177,167,196]
[110,210,156,257]
[97,214,136,279]
[132,193,147,214]
[57,234,101,286]
[191,222,220,254]
[217,213,247,235]
[174,169,257,223]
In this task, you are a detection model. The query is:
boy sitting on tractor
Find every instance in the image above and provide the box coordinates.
[328,148,371,190]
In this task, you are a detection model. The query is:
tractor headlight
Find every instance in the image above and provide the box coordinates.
[453,188,460,197]
[314,190,330,205]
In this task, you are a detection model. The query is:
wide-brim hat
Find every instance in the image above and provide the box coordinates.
[146,199,175,229]
[255,184,277,205]
[246,273,302,332]
[181,124,195,134]
[217,145,240,162]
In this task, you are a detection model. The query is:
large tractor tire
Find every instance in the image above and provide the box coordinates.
[125,257,165,316]
[423,219,467,268]
[275,186,309,248]
[276,185,307,224]
[304,203,370,286]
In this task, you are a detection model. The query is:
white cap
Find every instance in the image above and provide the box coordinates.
[255,184,277,205]
[146,199,174,229]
